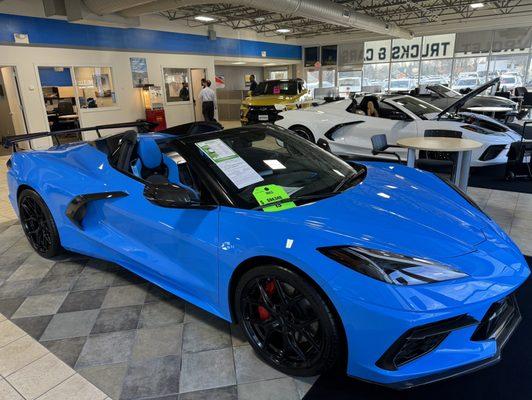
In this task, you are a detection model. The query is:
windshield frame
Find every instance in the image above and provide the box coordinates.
[175,125,366,210]
[388,95,443,120]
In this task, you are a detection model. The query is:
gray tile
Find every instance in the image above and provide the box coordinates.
[179,348,236,393]
[72,270,115,292]
[145,285,177,303]
[29,274,78,295]
[91,305,142,334]
[111,269,147,287]
[102,284,147,309]
[120,355,180,400]
[41,309,99,341]
[0,279,40,299]
[0,252,30,280]
[7,254,55,281]
[237,378,299,400]
[41,336,87,368]
[78,362,127,400]
[184,304,221,325]
[45,260,86,277]
[12,292,68,318]
[293,376,318,399]
[58,288,108,313]
[76,330,137,368]
[83,259,122,274]
[234,345,286,384]
[0,297,25,318]
[182,319,231,353]
[139,299,185,328]
[230,324,247,347]
[131,324,183,362]
[11,314,53,340]
[179,386,236,400]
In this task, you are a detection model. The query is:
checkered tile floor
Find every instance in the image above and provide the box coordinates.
[0,220,315,400]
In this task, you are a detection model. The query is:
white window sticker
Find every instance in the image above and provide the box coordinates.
[196,139,264,189]
[263,159,286,170]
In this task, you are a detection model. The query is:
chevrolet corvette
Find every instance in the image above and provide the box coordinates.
[3,121,529,388]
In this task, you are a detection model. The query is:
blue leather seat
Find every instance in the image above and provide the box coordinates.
[131,138,198,199]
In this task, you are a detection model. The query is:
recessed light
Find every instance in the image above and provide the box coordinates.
[276,28,291,34]
[194,15,216,22]
[264,63,277,66]
[470,3,484,8]
[232,61,246,65]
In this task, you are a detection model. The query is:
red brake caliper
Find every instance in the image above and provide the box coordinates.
[258,280,276,321]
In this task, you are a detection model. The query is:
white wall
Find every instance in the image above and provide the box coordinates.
[1,45,216,147]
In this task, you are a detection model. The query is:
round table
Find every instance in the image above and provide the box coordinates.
[397,137,483,192]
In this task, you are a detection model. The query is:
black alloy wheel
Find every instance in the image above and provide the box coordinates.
[290,126,315,143]
[235,265,342,376]
[18,189,63,258]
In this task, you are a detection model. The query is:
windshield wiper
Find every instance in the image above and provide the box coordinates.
[333,169,365,193]
[251,192,337,210]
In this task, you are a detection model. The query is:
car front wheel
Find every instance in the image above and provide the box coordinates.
[290,126,315,143]
[18,188,63,258]
[235,265,342,376]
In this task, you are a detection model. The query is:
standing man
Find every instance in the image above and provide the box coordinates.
[249,74,258,93]
[199,79,216,121]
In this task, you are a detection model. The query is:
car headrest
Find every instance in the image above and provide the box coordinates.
[138,138,162,169]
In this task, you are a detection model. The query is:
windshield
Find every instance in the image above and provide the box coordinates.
[186,127,362,210]
[392,96,442,119]
[431,85,461,98]
[254,80,298,96]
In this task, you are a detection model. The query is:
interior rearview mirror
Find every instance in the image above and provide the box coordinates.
[143,182,193,208]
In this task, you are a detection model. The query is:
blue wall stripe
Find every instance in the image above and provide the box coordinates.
[37,67,73,86]
[0,13,301,60]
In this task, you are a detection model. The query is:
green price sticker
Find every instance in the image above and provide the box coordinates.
[252,185,296,212]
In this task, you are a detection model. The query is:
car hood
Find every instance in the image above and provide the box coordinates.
[273,164,495,264]
[437,77,500,119]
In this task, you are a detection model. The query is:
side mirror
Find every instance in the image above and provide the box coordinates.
[143,183,193,208]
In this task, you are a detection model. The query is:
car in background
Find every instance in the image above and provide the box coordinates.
[452,77,481,92]
[499,74,523,92]
[411,80,517,118]
[388,78,417,93]
[4,121,529,388]
[276,80,521,167]
[240,78,311,125]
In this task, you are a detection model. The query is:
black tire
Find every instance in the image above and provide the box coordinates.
[235,264,342,376]
[18,189,63,258]
[290,125,315,143]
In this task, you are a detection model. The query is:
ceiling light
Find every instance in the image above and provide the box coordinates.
[470,3,484,8]
[194,15,216,22]
[232,61,246,65]
[264,63,277,66]
[276,28,291,34]
[255,17,266,21]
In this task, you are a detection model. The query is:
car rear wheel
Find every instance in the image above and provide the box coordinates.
[235,265,342,376]
[290,126,315,143]
[18,189,63,258]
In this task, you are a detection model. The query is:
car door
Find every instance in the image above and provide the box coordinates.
[79,140,220,309]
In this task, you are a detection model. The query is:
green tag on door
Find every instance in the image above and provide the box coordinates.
[252,185,296,212]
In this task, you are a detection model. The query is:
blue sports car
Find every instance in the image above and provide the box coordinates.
[3,121,529,388]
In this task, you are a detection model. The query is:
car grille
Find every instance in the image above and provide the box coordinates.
[471,295,521,347]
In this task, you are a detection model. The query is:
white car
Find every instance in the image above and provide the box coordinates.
[275,84,521,167]
[452,77,481,92]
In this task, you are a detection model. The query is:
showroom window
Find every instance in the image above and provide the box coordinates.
[162,67,190,103]
[389,61,419,92]
[268,69,289,80]
[527,56,532,89]
[321,45,338,66]
[74,66,116,108]
[488,54,528,91]
[305,69,320,96]
[363,63,390,92]
[321,68,337,88]
[451,57,488,91]
[338,70,362,97]
[304,47,320,67]
[420,59,452,86]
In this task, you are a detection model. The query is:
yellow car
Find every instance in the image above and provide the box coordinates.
[240,78,311,125]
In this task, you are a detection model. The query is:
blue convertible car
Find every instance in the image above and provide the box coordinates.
[3,121,529,388]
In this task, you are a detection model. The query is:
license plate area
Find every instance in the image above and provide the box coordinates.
[258,114,268,121]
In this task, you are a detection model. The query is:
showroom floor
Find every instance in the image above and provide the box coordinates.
[0,152,531,400]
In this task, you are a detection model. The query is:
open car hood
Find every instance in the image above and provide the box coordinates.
[437,77,500,119]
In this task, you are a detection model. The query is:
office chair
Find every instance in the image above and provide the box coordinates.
[371,134,402,162]
[57,101,75,115]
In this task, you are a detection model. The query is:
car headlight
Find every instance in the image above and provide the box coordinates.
[318,246,468,285]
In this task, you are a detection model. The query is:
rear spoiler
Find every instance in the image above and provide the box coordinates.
[2,121,158,151]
